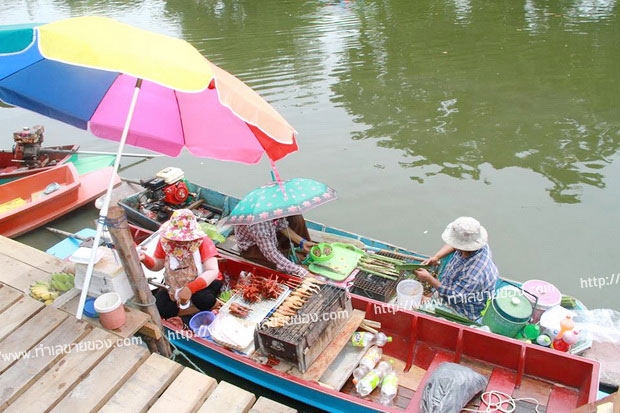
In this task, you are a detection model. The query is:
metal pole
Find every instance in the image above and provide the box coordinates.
[76,78,143,320]
[40,149,163,158]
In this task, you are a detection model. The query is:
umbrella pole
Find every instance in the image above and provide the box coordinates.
[76,79,143,320]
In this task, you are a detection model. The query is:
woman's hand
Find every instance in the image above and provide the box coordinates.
[177,286,192,306]
[415,269,440,288]
[302,240,317,253]
[415,268,433,282]
[421,255,440,266]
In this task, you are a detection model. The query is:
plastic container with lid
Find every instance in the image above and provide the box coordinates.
[522,279,562,324]
[482,286,533,338]
[396,279,423,310]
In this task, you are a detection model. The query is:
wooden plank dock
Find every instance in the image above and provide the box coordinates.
[0,236,297,413]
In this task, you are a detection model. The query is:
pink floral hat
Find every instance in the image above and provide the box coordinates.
[160,209,205,242]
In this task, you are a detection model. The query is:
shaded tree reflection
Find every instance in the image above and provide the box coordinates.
[329,0,619,203]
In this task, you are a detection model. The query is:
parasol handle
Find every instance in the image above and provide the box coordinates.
[269,158,287,200]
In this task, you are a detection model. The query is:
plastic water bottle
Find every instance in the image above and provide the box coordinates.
[353,346,383,382]
[557,315,574,340]
[536,334,552,347]
[380,371,399,405]
[351,332,393,348]
[356,361,392,397]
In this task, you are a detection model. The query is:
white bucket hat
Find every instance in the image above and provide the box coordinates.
[441,217,488,251]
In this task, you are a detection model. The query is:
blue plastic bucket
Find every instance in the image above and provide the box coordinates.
[189,311,216,338]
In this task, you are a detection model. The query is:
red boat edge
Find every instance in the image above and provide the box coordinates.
[161,257,599,412]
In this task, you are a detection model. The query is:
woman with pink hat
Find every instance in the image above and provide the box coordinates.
[139,209,222,319]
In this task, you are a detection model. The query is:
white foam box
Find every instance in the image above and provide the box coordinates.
[73,247,135,303]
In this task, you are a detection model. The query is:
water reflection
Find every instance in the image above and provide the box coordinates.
[325,0,619,203]
[1,0,618,204]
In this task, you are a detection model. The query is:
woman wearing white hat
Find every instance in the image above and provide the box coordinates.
[415,217,498,320]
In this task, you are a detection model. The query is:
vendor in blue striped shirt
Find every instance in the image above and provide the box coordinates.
[415,217,499,320]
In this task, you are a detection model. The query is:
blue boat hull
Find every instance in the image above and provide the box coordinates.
[168,331,381,413]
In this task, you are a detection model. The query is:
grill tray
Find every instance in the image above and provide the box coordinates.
[255,284,351,373]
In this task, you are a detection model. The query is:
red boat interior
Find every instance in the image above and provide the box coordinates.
[164,257,598,412]
[0,163,79,207]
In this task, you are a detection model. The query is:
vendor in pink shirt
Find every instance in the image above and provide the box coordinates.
[140,209,222,318]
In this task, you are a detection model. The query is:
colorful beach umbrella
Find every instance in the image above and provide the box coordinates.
[227,178,337,226]
[0,17,299,318]
[0,18,298,162]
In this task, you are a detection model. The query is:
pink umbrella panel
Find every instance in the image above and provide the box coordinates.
[90,73,297,164]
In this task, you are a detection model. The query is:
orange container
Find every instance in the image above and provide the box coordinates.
[94,292,126,330]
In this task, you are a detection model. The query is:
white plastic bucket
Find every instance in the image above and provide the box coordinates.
[397,279,423,310]
[94,292,126,330]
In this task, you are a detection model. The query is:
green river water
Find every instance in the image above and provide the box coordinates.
[0,0,618,408]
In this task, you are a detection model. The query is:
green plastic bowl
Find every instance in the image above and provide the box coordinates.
[310,243,334,262]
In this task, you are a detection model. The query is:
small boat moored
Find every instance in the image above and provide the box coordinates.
[0,163,120,238]
[0,125,78,182]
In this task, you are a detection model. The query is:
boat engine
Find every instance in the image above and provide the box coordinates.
[13,126,47,168]
[138,167,192,222]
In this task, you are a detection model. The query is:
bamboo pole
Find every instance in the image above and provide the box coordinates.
[106,206,171,357]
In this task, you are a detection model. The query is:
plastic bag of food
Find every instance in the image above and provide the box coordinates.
[420,362,487,413]
[574,309,620,344]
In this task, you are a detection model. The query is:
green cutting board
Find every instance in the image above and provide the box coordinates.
[309,242,365,281]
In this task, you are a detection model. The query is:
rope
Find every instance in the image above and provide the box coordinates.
[128,295,157,307]
[461,391,541,413]
[167,339,208,375]
[98,215,128,229]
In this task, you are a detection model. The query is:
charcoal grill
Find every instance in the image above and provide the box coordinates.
[351,250,408,302]
[255,284,351,373]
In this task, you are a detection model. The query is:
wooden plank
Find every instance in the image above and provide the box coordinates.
[100,353,183,413]
[51,344,150,413]
[139,321,162,340]
[391,358,427,392]
[197,381,256,413]
[573,391,619,413]
[302,309,365,382]
[58,293,150,338]
[249,396,297,413]
[148,367,217,413]
[0,254,53,293]
[4,329,116,413]
[0,284,21,313]
[479,368,517,410]
[0,306,68,374]
[513,376,554,405]
[408,351,455,409]
[0,236,66,274]
[0,295,44,342]
[318,341,366,390]
[546,385,580,412]
[0,317,91,409]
